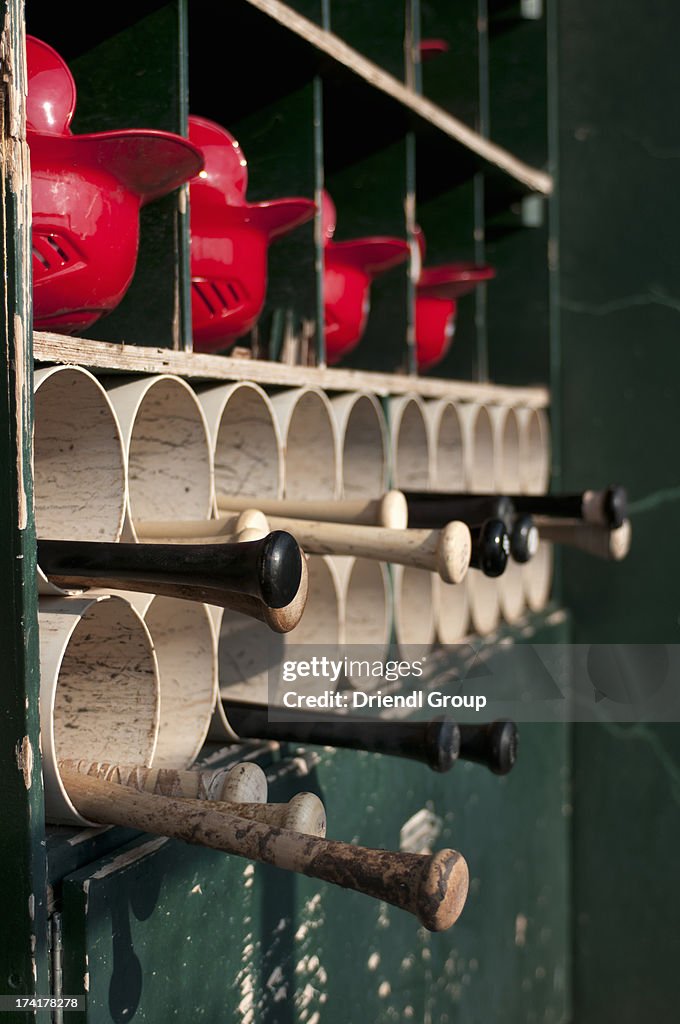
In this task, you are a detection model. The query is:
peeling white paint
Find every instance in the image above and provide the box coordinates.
[15,735,33,789]
[367,952,380,972]
[83,972,89,992]
[13,313,27,529]
[28,893,34,920]
[378,981,391,998]
[190,884,202,895]
[515,912,528,947]
[91,836,167,878]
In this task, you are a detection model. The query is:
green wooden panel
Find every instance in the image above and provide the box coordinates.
[418,0,480,126]
[64,4,190,350]
[0,2,50,1009]
[556,0,680,1020]
[324,138,410,374]
[327,0,407,80]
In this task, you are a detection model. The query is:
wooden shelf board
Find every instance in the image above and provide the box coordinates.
[33,332,550,408]
[242,0,553,196]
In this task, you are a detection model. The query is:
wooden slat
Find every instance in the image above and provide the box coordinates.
[33,332,550,408]
[242,0,553,195]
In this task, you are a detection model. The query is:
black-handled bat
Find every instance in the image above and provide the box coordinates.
[223,701,519,775]
[37,532,303,610]
[404,486,627,531]
[404,493,536,566]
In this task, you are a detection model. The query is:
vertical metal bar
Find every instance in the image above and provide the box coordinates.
[475,0,490,381]
[313,75,326,367]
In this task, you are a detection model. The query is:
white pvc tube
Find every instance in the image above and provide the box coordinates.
[331,555,392,687]
[492,405,525,625]
[458,403,496,493]
[105,374,214,540]
[518,406,551,495]
[39,594,159,826]
[425,399,466,493]
[109,591,218,769]
[330,391,389,498]
[269,387,340,500]
[392,564,437,658]
[435,575,470,644]
[197,381,284,506]
[523,540,554,613]
[210,555,342,738]
[388,394,432,490]
[467,572,501,636]
[34,365,127,595]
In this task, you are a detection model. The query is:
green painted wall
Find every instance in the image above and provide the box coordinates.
[556,1,680,1018]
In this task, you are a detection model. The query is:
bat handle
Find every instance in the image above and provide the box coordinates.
[223,703,461,772]
[469,519,510,577]
[37,532,302,609]
[510,514,539,564]
[61,769,469,931]
[458,720,518,775]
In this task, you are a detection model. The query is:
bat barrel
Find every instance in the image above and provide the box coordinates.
[60,770,469,931]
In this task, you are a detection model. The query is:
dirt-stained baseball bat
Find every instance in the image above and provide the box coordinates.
[534,518,632,560]
[59,758,268,803]
[37,532,303,610]
[60,766,469,931]
[60,759,326,836]
[215,491,409,530]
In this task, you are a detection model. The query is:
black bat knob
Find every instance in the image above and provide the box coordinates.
[510,514,539,564]
[458,720,518,775]
[37,532,302,609]
[604,485,628,529]
[469,519,510,577]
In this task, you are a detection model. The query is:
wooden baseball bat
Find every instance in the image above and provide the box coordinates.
[136,509,269,544]
[37,532,303,610]
[402,493,537,564]
[59,759,326,836]
[222,703,520,776]
[59,758,268,803]
[223,703,461,772]
[60,766,469,931]
[219,512,471,584]
[404,487,627,530]
[534,518,632,560]
[214,491,409,530]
